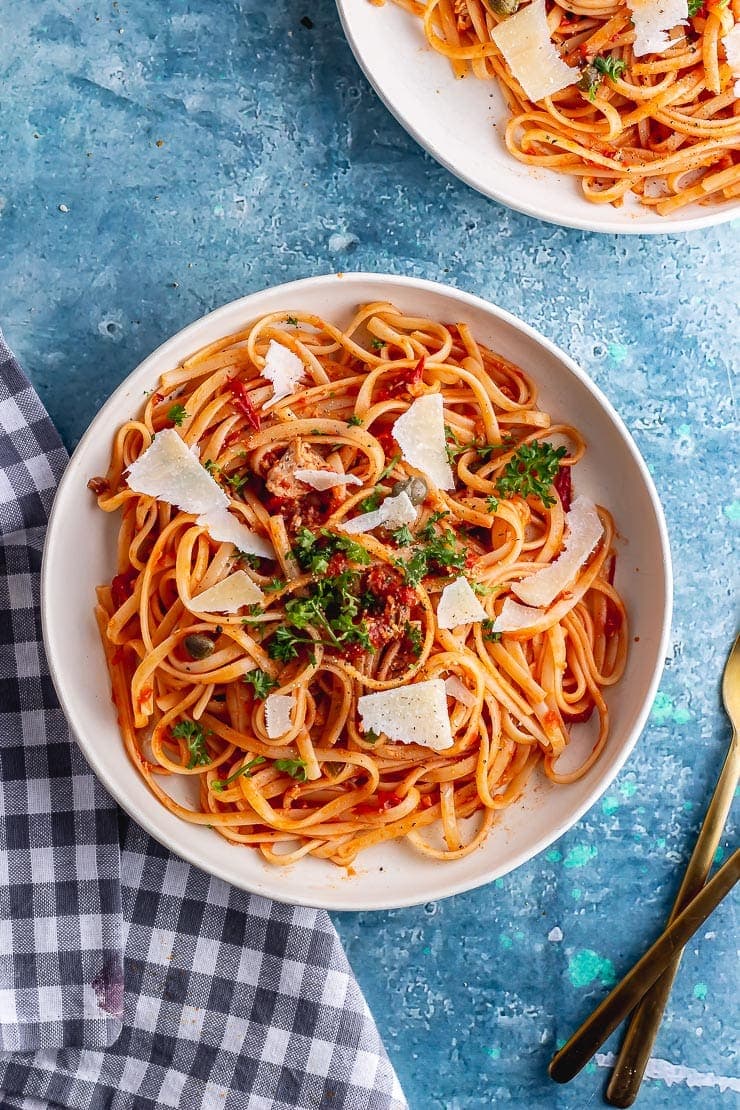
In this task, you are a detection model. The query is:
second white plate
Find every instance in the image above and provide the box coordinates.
[336,0,739,234]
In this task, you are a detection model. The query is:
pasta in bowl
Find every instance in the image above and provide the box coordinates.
[42,274,671,908]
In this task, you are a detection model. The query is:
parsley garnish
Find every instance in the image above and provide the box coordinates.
[211,755,266,792]
[594,55,627,80]
[359,490,382,513]
[292,528,371,574]
[285,315,299,326]
[268,566,373,660]
[391,525,414,547]
[234,550,261,569]
[264,577,285,592]
[167,403,188,426]
[687,0,703,12]
[481,619,502,643]
[495,441,566,507]
[404,621,423,657]
[172,718,211,768]
[243,669,278,699]
[274,758,307,782]
[364,729,380,745]
[377,453,402,483]
[225,470,249,494]
[347,414,363,426]
[204,459,220,476]
[578,55,627,100]
[370,339,384,351]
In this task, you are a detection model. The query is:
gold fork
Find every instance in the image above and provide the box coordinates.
[604,633,740,1106]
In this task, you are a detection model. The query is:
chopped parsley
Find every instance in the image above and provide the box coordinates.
[687,0,703,12]
[445,427,510,465]
[359,490,382,513]
[211,755,266,792]
[495,441,566,507]
[364,729,380,745]
[274,758,307,782]
[268,564,373,661]
[481,619,502,643]
[377,453,402,483]
[264,577,285,593]
[292,528,371,575]
[243,669,278,699]
[404,621,423,657]
[225,470,249,494]
[394,516,465,587]
[391,524,414,547]
[347,414,364,426]
[166,403,188,426]
[486,495,499,513]
[578,55,627,100]
[171,719,211,768]
[234,551,261,569]
[285,315,299,326]
[370,338,384,351]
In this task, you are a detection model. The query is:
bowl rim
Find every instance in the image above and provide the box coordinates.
[334,0,739,236]
[41,272,673,909]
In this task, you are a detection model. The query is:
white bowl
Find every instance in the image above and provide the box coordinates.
[42,273,672,910]
[336,0,739,235]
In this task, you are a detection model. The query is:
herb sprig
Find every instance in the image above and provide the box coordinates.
[495,441,566,507]
[171,719,211,768]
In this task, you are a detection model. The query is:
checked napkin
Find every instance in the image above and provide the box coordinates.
[0,335,407,1110]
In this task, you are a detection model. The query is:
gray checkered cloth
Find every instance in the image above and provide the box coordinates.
[0,336,407,1110]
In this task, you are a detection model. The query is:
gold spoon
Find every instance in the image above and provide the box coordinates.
[605,634,740,1105]
[548,847,739,1084]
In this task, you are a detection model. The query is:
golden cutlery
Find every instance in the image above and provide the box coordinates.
[605,634,740,1105]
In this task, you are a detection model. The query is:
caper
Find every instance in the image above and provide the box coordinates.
[184,633,215,660]
[390,476,428,506]
[577,65,600,97]
[484,0,520,16]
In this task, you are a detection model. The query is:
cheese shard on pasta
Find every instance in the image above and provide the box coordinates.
[293,468,363,491]
[490,0,578,102]
[341,491,417,534]
[444,675,477,708]
[627,0,688,57]
[492,598,545,633]
[265,693,295,739]
[392,394,455,490]
[358,680,454,751]
[436,576,487,629]
[126,428,228,515]
[262,340,305,407]
[512,496,602,608]
[190,570,264,613]
[197,507,275,560]
[723,24,740,96]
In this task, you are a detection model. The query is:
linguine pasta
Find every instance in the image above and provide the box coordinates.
[377,0,740,213]
[91,304,627,868]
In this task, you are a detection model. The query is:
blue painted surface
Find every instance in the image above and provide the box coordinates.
[1,1,738,1106]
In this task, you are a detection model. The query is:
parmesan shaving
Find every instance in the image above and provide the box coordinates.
[262,340,305,408]
[627,0,688,57]
[392,394,454,491]
[444,676,477,708]
[341,491,417,535]
[512,496,602,608]
[197,507,275,560]
[264,693,295,739]
[436,576,487,629]
[490,0,578,102]
[126,428,228,515]
[358,680,454,751]
[293,468,363,491]
[190,570,264,613]
[493,598,545,633]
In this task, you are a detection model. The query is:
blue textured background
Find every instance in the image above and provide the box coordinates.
[1,1,738,1107]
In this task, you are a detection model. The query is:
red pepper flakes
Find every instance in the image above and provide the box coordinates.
[377,357,426,401]
[111,568,138,610]
[355,791,404,816]
[227,379,261,431]
[554,465,572,512]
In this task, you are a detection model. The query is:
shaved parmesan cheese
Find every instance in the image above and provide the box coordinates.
[392,394,454,491]
[627,0,688,57]
[491,0,577,102]
[190,570,264,613]
[437,576,487,629]
[512,496,602,608]
[294,468,363,491]
[444,675,477,708]
[265,693,295,739]
[493,598,545,633]
[358,680,453,751]
[723,25,740,96]
[262,340,305,408]
[341,491,417,535]
[196,507,275,560]
[126,428,228,515]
